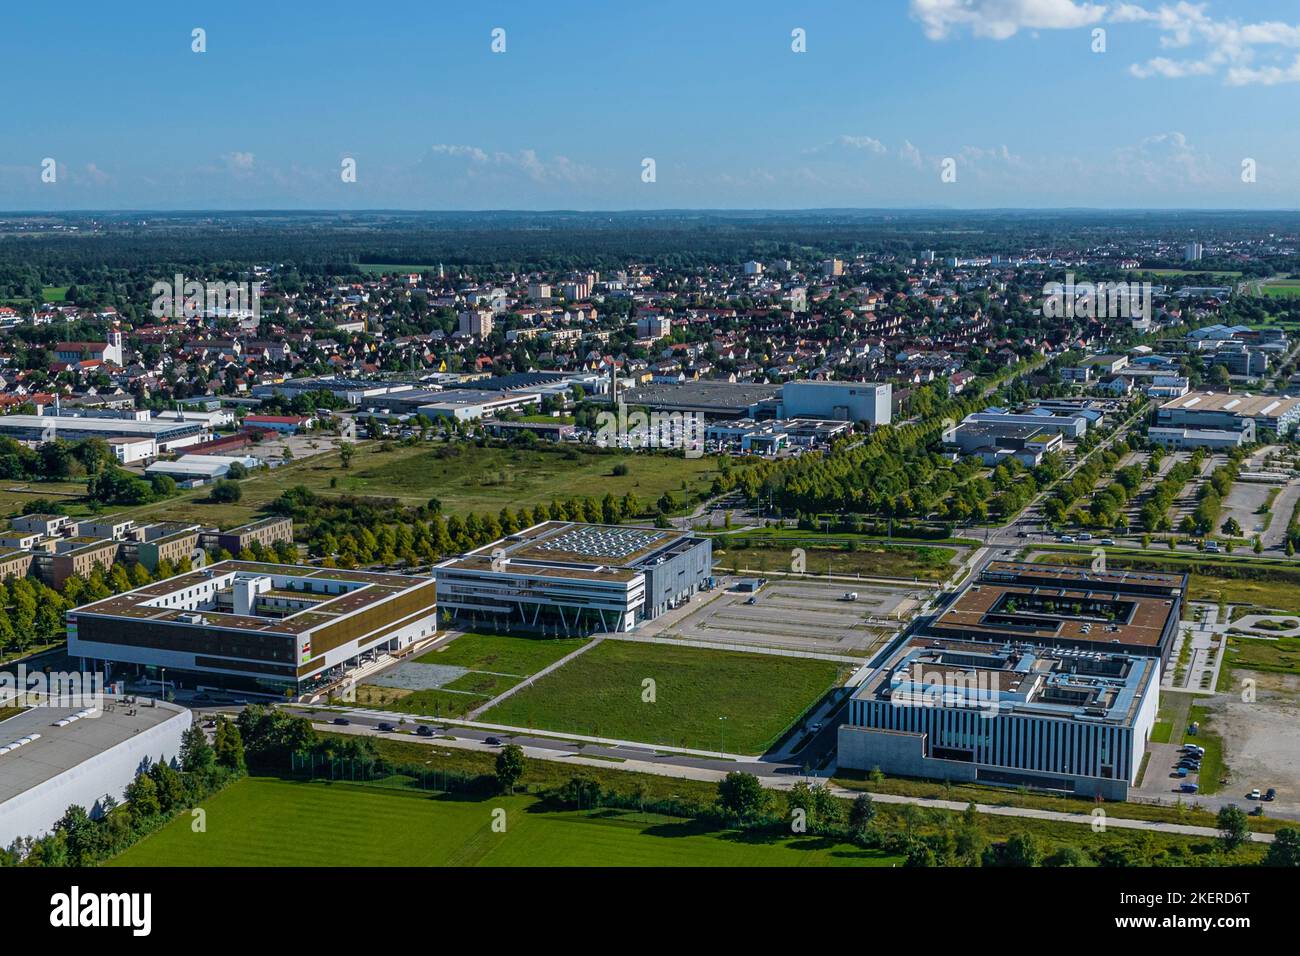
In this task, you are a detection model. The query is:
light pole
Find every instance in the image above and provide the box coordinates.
[718,716,727,758]
[159,667,166,700]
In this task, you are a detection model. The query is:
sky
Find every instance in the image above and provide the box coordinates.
[3,0,1300,210]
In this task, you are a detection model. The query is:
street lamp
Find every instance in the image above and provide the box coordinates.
[718,715,727,758]
[159,667,166,700]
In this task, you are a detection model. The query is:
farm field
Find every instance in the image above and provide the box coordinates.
[108,441,722,526]
[481,639,844,753]
[108,776,897,867]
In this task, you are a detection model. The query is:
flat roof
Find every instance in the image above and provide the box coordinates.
[930,564,1181,650]
[71,560,435,637]
[0,415,203,436]
[0,700,186,806]
[1160,391,1300,420]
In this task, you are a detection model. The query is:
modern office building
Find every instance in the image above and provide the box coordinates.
[67,561,438,695]
[837,562,1184,800]
[434,521,713,633]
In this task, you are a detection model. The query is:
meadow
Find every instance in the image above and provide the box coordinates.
[108,440,722,527]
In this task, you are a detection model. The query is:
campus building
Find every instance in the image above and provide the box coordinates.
[67,561,438,696]
[780,380,892,426]
[434,521,713,633]
[199,516,295,556]
[1157,390,1300,438]
[837,563,1184,800]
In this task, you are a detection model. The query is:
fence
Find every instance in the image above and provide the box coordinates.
[288,751,481,795]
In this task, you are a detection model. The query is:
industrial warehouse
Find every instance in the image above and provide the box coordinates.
[433,521,713,632]
[66,561,439,696]
[837,563,1186,800]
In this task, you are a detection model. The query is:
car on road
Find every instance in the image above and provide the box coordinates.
[1249,788,1262,800]
[332,717,350,726]
[416,725,434,737]
[485,736,503,746]
[1100,538,1116,546]
[810,722,823,732]
[744,596,757,605]
[1265,788,1277,801]
[377,722,395,732]
[1058,535,1075,543]
[1077,533,1092,541]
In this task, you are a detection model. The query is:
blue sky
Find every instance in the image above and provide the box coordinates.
[3,0,1299,209]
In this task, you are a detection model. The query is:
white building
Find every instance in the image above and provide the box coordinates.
[781,380,891,426]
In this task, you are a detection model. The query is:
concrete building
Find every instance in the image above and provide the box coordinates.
[199,517,295,556]
[0,699,191,846]
[837,562,1184,800]
[119,522,202,573]
[35,537,120,588]
[780,380,892,426]
[1148,423,1254,450]
[434,522,713,633]
[68,561,438,696]
[458,309,494,338]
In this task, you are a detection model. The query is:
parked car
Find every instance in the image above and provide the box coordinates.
[332,717,350,726]
[1174,767,1188,778]
[1180,782,1199,793]
[1265,788,1277,801]
[1249,788,1262,800]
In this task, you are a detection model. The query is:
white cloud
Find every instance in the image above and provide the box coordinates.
[426,144,595,184]
[910,0,1106,40]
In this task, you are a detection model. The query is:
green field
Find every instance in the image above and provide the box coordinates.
[0,479,91,520]
[1223,634,1300,676]
[1260,279,1300,299]
[416,630,588,675]
[711,540,956,581]
[109,776,897,867]
[481,639,843,753]
[354,631,591,717]
[110,440,721,526]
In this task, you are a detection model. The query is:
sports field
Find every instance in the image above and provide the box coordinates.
[481,639,843,753]
[109,777,897,867]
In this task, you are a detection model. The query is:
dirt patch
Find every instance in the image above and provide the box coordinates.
[1210,670,1300,808]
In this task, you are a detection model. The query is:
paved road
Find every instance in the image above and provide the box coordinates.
[312,717,1277,844]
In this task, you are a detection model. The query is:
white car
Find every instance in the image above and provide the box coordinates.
[1249,788,1262,800]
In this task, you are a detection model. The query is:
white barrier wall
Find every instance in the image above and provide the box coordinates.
[0,703,192,847]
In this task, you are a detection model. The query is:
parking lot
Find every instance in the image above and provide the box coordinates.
[663,578,918,656]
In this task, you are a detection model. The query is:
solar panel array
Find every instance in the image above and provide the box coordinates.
[535,525,668,561]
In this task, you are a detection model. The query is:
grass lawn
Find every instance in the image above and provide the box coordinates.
[354,631,591,718]
[481,639,844,753]
[1222,634,1300,677]
[108,776,897,867]
[1185,705,1227,795]
[109,440,722,526]
[415,630,587,675]
[711,540,956,581]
